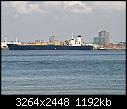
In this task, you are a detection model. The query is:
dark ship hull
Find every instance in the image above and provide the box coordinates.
[7,44,93,50]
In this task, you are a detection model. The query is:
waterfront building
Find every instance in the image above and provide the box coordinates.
[98,30,109,44]
[94,30,109,46]
[93,37,100,45]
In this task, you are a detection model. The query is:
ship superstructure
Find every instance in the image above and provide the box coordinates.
[69,34,82,46]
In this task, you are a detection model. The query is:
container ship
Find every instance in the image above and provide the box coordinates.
[7,35,93,50]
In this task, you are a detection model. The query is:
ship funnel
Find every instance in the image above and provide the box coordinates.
[76,35,82,45]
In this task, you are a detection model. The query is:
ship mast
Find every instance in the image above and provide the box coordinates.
[71,32,74,39]
[16,37,18,43]
[4,35,7,42]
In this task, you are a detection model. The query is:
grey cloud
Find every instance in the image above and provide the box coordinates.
[2,1,126,15]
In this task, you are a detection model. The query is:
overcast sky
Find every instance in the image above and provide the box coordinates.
[1,1,126,42]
